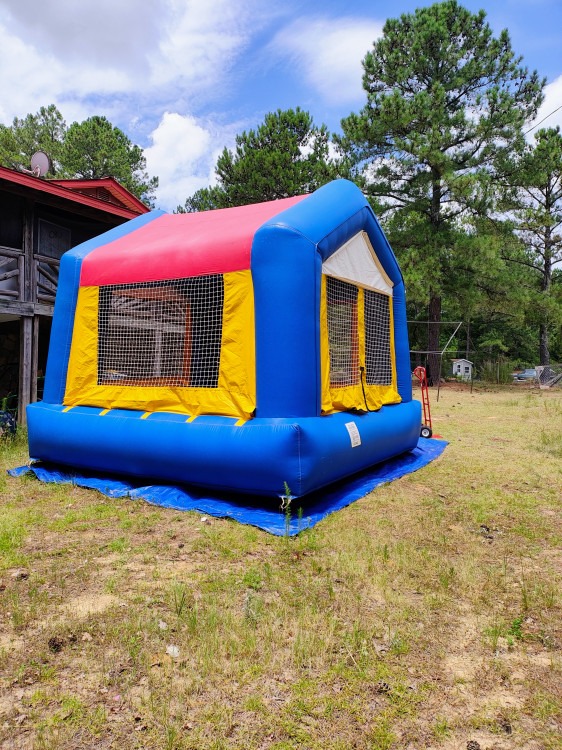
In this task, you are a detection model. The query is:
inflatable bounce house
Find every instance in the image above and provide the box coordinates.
[27,180,421,499]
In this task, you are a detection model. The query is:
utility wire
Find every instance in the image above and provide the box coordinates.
[524,102,562,135]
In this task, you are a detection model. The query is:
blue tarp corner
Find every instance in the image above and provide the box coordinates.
[8,438,447,536]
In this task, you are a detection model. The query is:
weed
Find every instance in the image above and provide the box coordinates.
[281,481,293,537]
[484,617,504,652]
[107,536,128,553]
[243,589,263,626]
[368,717,396,749]
[433,716,452,738]
[242,568,262,591]
[54,695,86,725]
[507,616,524,640]
[539,428,562,457]
[531,691,562,721]
[438,565,456,590]
[389,634,410,656]
[244,695,266,712]
[169,580,192,618]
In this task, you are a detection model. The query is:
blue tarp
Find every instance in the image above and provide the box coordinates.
[9,438,447,536]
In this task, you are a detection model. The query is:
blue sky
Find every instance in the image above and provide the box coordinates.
[1,0,562,210]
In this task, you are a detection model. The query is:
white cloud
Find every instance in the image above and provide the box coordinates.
[0,1,379,208]
[0,0,273,126]
[144,112,226,211]
[149,0,262,90]
[0,0,159,72]
[269,17,382,106]
[527,74,562,137]
[0,16,132,124]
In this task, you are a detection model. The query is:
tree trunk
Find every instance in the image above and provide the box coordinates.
[427,293,442,386]
[539,222,552,366]
[539,322,550,366]
[426,173,443,386]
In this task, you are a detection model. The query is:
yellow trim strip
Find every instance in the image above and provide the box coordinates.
[187,415,197,423]
[99,409,111,416]
[140,412,152,420]
[234,418,246,426]
[62,406,73,413]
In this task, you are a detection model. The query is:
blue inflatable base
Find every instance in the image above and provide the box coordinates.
[9,438,447,536]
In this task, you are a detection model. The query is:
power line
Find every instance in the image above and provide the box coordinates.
[524,103,562,135]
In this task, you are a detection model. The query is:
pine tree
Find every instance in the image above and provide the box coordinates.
[61,116,158,206]
[337,0,544,382]
[179,108,342,212]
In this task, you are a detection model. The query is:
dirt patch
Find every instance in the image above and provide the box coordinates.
[60,593,120,620]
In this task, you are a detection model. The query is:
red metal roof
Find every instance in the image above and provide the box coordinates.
[80,195,307,286]
[0,166,148,219]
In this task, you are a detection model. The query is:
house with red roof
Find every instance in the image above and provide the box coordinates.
[0,165,149,424]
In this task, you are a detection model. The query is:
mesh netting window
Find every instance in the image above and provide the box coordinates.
[98,275,224,388]
[326,277,359,387]
[364,290,392,385]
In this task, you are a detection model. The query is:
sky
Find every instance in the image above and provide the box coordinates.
[1,0,562,211]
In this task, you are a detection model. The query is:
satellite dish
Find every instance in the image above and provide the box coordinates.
[30,151,51,177]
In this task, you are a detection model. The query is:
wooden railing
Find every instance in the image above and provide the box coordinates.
[34,255,60,305]
[0,246,23,300]
[0,246,60,307]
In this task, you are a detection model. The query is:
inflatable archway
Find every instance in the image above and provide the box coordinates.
[27,180,421,497]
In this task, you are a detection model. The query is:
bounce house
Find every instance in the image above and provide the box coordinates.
[27,180,422,498]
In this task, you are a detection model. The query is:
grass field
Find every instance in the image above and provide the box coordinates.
[0,384,560,750]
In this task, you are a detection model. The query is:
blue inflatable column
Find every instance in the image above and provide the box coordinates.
[252,227,321,418]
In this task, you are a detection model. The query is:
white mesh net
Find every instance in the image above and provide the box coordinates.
[326,277,359,387]
[97,276,224,388]
[364,290,392,385]
[326,276,392,388]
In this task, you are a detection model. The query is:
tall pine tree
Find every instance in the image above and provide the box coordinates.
[337,0,544,382]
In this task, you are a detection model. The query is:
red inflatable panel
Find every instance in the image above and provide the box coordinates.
[80,195,305,286]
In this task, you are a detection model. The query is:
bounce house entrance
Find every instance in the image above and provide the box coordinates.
[320,228,398,415]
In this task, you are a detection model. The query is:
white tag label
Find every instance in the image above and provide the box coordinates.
[345,421,361,448]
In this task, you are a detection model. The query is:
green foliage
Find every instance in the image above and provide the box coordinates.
[508,616,524,640]
[61,116,158,206]
[501,127,562,364]
[479,359,514,384]
[179,108,344,212]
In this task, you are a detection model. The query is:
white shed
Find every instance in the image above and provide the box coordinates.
[452,358,473,381]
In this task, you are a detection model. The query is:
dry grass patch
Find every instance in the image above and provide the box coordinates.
[0,384,560,749]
